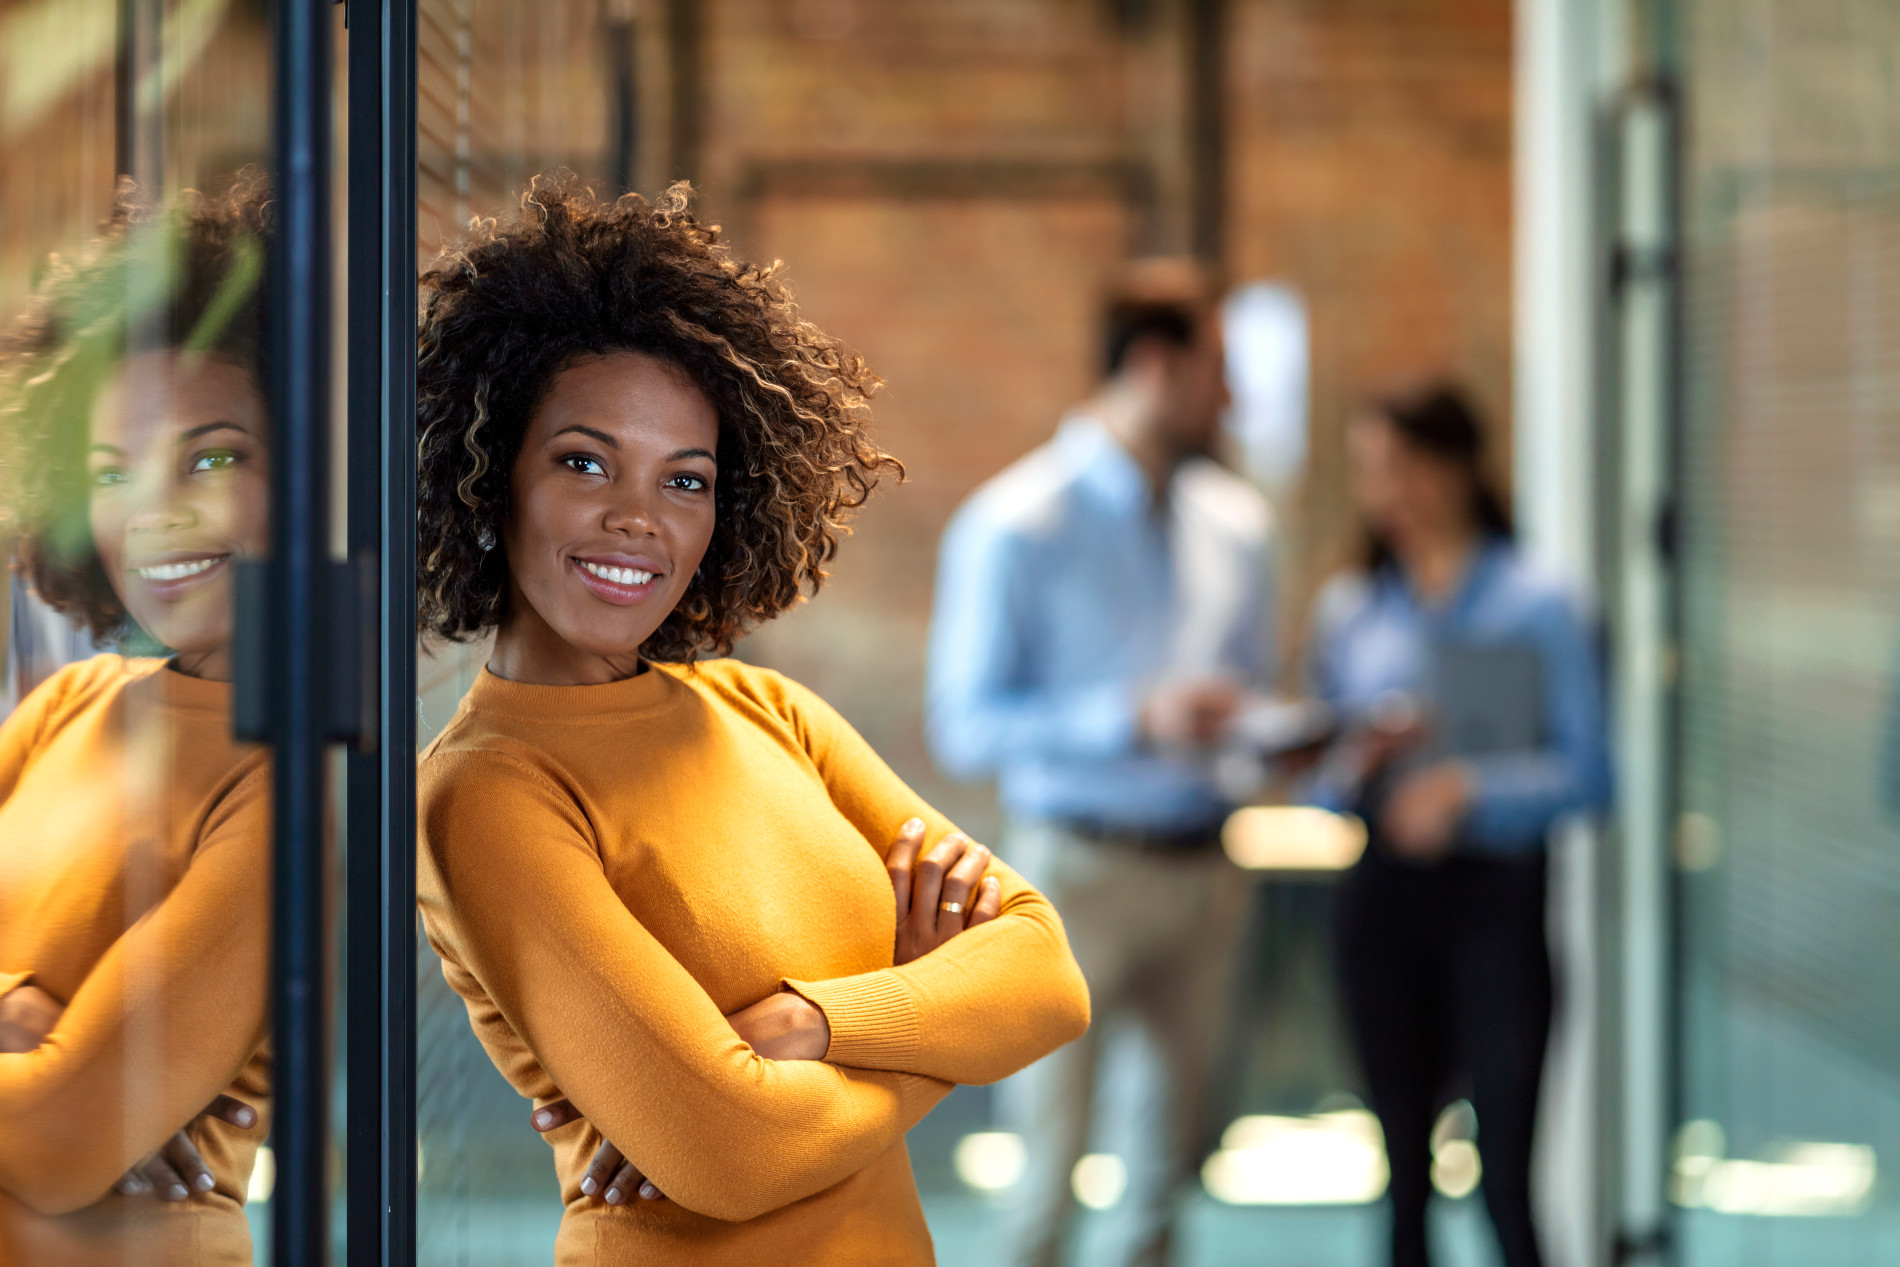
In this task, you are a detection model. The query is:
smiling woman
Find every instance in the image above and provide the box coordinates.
[411,176,1091,1266]
[485,351,720,685]
[0,177,276,1265]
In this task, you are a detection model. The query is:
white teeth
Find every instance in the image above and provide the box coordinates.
[137,557,224,582]
[580,561,654,586]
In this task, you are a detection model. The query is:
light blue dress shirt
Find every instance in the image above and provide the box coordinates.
[927,417,1273,831]
[1303,539,1613,854]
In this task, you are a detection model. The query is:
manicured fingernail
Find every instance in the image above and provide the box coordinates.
[534,1110,553,1128]
[169,1184,188,1200]
[639,1181,659,1200]
[580,1177,597,1195]
[903,817,924,834]
[604,1187,622,1205]
[986,876,1000,887]
[195,1173,215,1191]
[235,1108,256,1127]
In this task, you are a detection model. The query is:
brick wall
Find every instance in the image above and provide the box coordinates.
[698,0,1517,837]
[1227,0,1515,637]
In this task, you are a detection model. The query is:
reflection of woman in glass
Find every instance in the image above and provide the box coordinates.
[1304,386,1610,1267]
[414,177,1090,1263]
[0,181,273,1264]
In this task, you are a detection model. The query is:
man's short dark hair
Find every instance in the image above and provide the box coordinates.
[1102,299,1199,377]
[1099,258,1216,377]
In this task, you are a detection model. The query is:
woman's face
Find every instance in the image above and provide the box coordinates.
[87,350,271,679]
[499,350,719,679]
[1345,412,1473,549]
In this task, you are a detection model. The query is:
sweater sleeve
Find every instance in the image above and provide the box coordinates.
[0,767,271,1216]
[0,661,81,808]
[416,750,949,1225]
[769,674,1092,1086]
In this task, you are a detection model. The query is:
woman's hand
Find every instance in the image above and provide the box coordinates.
[530,990,833,1205]
[114,1096,259,1201]
[0,983,258,1201]
[883,818,1003,966]
[0,982,62,1054]
[1380,761,1473,862]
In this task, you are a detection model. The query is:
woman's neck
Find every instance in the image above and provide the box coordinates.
[489,616,645,686]
[1395,524,1481,604]
[169,647,231,681]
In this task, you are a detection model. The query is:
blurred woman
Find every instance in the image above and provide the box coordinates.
[1304,385,1610,1267]
[0,180,273,1265]
[412,176,1090,1265]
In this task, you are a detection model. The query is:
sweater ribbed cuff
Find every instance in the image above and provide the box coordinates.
[782,971,919,1071]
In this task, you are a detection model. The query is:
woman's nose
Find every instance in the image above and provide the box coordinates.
[123,472,198,534]
[601,489,658,536]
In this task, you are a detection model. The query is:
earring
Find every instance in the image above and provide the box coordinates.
[476,525,496,552]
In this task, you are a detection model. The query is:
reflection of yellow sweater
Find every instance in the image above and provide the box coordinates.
[418,659,1090,1265]
[0,655,271,1266]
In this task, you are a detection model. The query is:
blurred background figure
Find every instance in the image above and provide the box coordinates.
[1301,386,1610,1267]
[926,262,1272,1267]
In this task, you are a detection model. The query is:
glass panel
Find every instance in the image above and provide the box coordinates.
[0,1,290,1263]
[1672,0,1900,1259]
[413,5,629,1261]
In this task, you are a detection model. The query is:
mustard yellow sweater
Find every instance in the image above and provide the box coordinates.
[417,659,1090,1265]
[0,655,271,1266]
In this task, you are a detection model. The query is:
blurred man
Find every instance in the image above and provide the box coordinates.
[928,263,1273,1267]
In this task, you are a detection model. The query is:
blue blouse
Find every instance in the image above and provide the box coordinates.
[1303,539,1612,854]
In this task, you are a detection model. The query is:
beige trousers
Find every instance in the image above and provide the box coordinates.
[996,820,1252,1267]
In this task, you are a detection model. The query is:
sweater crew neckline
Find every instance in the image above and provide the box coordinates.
[466,662,687,721]
[152,662,234,713]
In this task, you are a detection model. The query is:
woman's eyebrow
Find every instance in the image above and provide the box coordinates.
[179,421,249,442]
[667,447,716,462]
[551,424,618,447]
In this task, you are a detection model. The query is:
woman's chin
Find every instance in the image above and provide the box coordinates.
[558,624,660,666]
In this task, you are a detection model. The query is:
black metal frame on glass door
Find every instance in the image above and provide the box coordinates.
[345,0,420,1264]
[265,0,334,1263]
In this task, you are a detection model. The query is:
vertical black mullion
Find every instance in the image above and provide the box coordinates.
[345,1,420,1263]
[345,0,386,1259]
[268,0,334,1264]
[382,0,420,1261]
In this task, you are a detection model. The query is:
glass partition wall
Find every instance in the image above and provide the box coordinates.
[0,2,288,1264]
[1661,0,1900,1261]
[1,2,417,1264]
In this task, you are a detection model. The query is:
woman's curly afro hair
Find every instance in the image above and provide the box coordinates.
[416,174,901,662]
[0,172,270,641]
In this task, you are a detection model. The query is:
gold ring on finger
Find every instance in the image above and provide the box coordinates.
[940,901,965,915]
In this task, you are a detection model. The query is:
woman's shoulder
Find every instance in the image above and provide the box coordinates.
[9,653,153,729]
[1310,570,1380,633]
[1480,544,1591,627]
[663,657,811,719]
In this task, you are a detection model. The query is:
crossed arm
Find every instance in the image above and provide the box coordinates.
[420,703,1089,1223]
[533,817,1010,1207]
[0,771,271,1215]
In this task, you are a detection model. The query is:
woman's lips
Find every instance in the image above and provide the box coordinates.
[128,553,231,601]
[571,557,662,606]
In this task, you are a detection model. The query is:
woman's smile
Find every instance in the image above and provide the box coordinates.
[571,554,665,606]
[127,550,234,600]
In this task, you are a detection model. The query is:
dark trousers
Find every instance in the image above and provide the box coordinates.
[1336,848,1552,1267]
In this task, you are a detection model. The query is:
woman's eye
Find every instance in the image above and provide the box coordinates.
[665,473,708,491]
[191,449,240,473]
[90,467,129,488]
[562,455,606,476]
